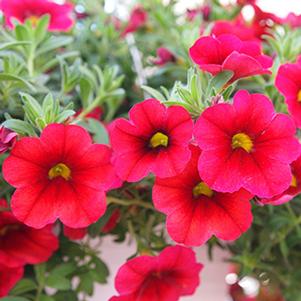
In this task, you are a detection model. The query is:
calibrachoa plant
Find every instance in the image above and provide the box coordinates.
[0,0,301,301]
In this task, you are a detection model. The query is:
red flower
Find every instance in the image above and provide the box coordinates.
[186,5,211,22]
[0,126,17,154]
[251,5,282,39]
[284,13,301,29]
[0,264,23,297]
[3,123,119,229]
[75,106,103,120]
[121,7,147,37]
[275,58,301,128]
[260,154,301,205]
[110,99,193,182]
[194,90,301,198]
[0,200,58,268]
[153,47,176,66]
[63,226,87,240]
[236,0,257,5]
[153,145,253,246]
[189,34,272,83]
[102,209,121,233]
[0,0,74,32]
[110,245,203,301]
[211,19,259,42]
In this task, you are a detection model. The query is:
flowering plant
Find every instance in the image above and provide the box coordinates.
[0,0,301,301]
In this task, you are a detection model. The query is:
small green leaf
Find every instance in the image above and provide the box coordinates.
[50,263,77,277]
[35,15,50,43]
[141,85,166,101]
[46,275,71,290]
[77,272,94,296]
[0,74,36,92]
[2,119,36,136]
[34,263,46,284]
[10,279,37,295]
[206,70,234,97]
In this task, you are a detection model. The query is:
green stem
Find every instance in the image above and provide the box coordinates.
[28,45,36,78]
[75,94,106,121]
[107,196,154,210]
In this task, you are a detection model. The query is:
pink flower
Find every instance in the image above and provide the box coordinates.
[260,154,301,205]
[153,145,253,246]
[0,264,23,297]
[121,7,147,37]
[275,57,301,128]
[194,90,301,198]
[186,5,211,22]
[0,127,17,154]
[110,99,193,182]
[211,19,259,42]
[284,13,301,29]
[153,47,176,66]
[0,0,74,32]
[189,34,272,83]
[110,246,203,301]
[102,209,121,233]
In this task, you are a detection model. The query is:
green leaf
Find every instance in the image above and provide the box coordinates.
[206,70,234,97]
[46,275,71,290]
[91,257,109,284]
[77,272,94,296]
[141,85,166,101]
[36,36,73,57]
[34,263,46,284]
[40,296,55,301]
[10,279,37,295]
[35,15,50,43]
[50,263,77,277]
[0,74,36,92]
[0,41,31,51]
[88,206,116,237]
[15,24,31,41]
[2,119,36,136]
[86,118,109,145]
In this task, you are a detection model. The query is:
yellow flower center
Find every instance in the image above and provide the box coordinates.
[28,15,40,27]
[232,133,253,153]
[48,163,71,180]
[0,225,20,236]
[297,90,301,102]
[193,182,214,198]
[149,132,169,148]
[291,175,298,188]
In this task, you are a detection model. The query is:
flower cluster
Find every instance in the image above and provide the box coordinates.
[0,0,301,300]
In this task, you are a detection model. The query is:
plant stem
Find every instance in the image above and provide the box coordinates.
[75,94,105,121]
[107,196,154,210]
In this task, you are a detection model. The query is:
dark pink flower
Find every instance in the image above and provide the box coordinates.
[153,47,176,66]
[0,0,74,32]
[110,246,203,301]
[260,154,301,205]
[63,226,87,240]
[121,7,147,37]
[3,124,119,229]
[0,199,58,268]
[194,90,301,198]
[189,34,272,83]
[153,145,253,246]
[275,57,301,128]
[0,127,17,154]
[211,19,259,42]
[0,264,23,297]
[110,99,193,182]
